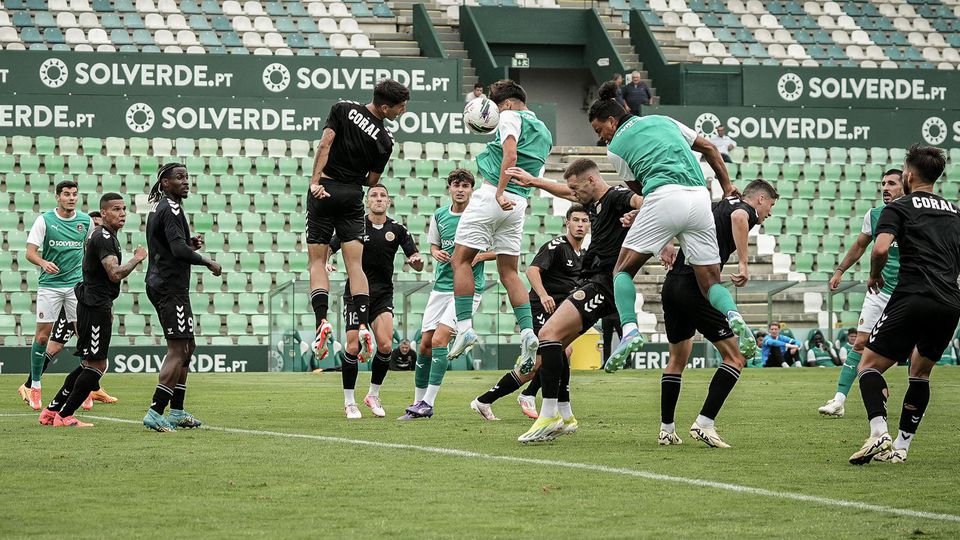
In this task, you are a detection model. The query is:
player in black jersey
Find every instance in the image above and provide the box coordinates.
[849,145,960,464]
[470,205,589,421]
[19,210,120,409]
[142,164,222,433]
[656,179,778,448]
[307,80,410,367]
[328,184,423,418]
[39,194,146,427]
[483,159,642,442]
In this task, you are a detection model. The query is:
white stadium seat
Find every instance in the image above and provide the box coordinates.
[222,0,243,16]
[244,0,266,16]
[329,33,349,49]
[350,33,372,49]
[264,32,285,48]
[308,3,327,17]
[56,12,78,27]
[242,31,262,47]
[96,43,116,52]
[177,29,199,46]
[688,41,707,56]
[145,13,165,30]
[339,48,359,57]
[78,12,100,28]
[340,18,361,34]
[317,18,338,34]
[233,16,253,32]
[64,28,88,44]
[88,28,109,45]
[155,29,176,46]
[157,0,179,13]
[168,14,189,30]
[136,0,158,13]
[329,2,350,17]
[675,26,694,41]
[163,45,183,53]
[253,16,275,32]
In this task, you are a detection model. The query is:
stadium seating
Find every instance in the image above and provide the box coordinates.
[605,0,960,68]
[0,0,393,56]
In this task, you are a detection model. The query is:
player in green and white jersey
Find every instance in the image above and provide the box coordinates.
[586,82,755,371]
[819,169,904,417]
[23,180,92,410]
[401,169,495,419]
[448,80,553,373]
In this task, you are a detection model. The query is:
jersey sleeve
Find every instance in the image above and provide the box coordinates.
[860,210,873,236]
[427,213,440,246]
[161,206,204,265]
[26,216,46,247]
[669,117,698,147]
[92,231,118,262]
[398,224,419,257]
[530,242,554,272]
[323,102,345,133]
[497,111,522,143]
[875,204,903,237]
[610,186,637,214]
[607,149,637,183]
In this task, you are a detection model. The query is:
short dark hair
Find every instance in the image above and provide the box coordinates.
[565,204,588,220]
[88,210,102,219]
[446,168,475,187]
[588,81,627,122]
[100,192,124,208]
[904,144,946,184]
[768,322,780,329]
[563,158,598,179]
[373,79,410,107]
[473,82,483,90]
[368,183,389,196]
[883,168,903,178]
[847,327,857,335]
[743,179,779,200]
[55,180,78,195]
[488,79,526,105]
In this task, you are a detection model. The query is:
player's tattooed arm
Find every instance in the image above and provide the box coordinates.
[101,245,147,283]
[309,128,336,199]
[692,136,736,198]
[867,232,894,293]
[505,167,577,202]
[730,209,751,287]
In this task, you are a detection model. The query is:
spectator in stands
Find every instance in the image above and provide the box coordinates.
[837,327,857,363]
[390,340,416,371]
[748,330,766,368]
[611,73,627,110]
[465,82,485,103]
[805,329,841,367]
[621,71,652,112]
[761,322,801,367]
[708,125,736,163]
[779,324,801,365]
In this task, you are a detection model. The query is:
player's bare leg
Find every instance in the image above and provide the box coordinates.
[308,243,334,359]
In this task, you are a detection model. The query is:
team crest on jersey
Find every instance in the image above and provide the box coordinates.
[385,231,396,242]
[573,290,586,301]
[595,203,602,214]
[39,311,44,319]
[76,224,85,232]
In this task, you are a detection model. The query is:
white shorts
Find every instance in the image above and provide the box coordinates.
[623,184,720,266]
[857,291,891,333]
[455,182,528,256]
[36,287,77,323]
[420,290,482,333]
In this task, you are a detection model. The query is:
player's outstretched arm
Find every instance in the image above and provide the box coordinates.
[692,136,735,197]
[830,231,872,290]
[505,167,577,202]
[868,232,894,293]
[730,209,751,287]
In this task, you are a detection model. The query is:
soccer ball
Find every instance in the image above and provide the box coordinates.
[464,97,499,134]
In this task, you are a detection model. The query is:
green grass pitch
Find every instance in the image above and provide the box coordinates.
[2,368,959,538]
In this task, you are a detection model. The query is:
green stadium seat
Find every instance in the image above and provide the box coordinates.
[784,216,805,235]
[278,157,298,176]
[227,272,248,292]
[265,213,286,233]
[759,163,779,181]
[869,147,889,164]
[746,147,765,163]
[12,136,32,154]
[193,213,214,233]
[889,148,906,165]
[774,180,795,199]
[218,212,238,232]
[822,235,842,253]
[391,159,413,178]
[818,253,839,270]
[393,196,414,215]
[823,164,843,181]
[276,232,297,252]
[848,148,868,165]
[209,156,230,175]
[828,147,847,163]
[227,232,248,252]
[405,178,426,196]
[20,155,41,173]
[10,292,32,313]
[942,183,960,200]
[35,136,56,155]
[251,273,272,293]
[255,157,275,174]
[206,194,227,213]
[437,159,457,178]
[226,314,247,333]
[447,143,467,161]
[238,293,260,314]
[727,163,739,180]
[819,179,839,199]
[5,173,26,192]
[800,234,819,252]
[762,216,782,234]
[812,199,832,218]
[44,155,64,174]
[826,216,847,235]
[240,212,262,231]
[787,147,806,163]
[801,163,821,180]
[838,181,859,200]
[766,147,786,163]
[81,137,103,156]
[264,252,285,272]
[425,142,445,160]
[739,163,760,181]
[795,253,814,273]
[795,180,816,199]
[59,136,79,155]
[0,154,17,174]
[778,234,798,252]
[808,148,827,164]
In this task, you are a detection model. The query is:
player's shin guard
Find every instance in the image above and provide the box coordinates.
[513,303,533,332]
[341,351,359,390]
[700,363,740,421]
[428,347,449,387]
[478,371,522,404]
[371,351,390,387]
[898,377,930,441]
[454,296,474,333]
[310,289,329,327]
[707,284,739,317]
[613,272,639,329]
[47,365,83,412]
[837,350,861,396]
[171,383,186,410]
[538,341,563,418]
[521,374,542,397]
[30,341,46,387]
[59,365,102,418]
[660,373,682,425]
[353,294,370,326]
[858,368,889,433]
[558,353,571,403]
[25,352,55,388]
[414,352,431,397]
[150,384,174,414]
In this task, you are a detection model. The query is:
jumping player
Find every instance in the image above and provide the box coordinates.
[656,179,778,448]
[328,184,423,419]
[307,80,410,367]
[142,163,222,432]
[819,170,904,417]
[480,159,642,442]
[401,169,495,420]
[586,82,755,370]
[447,80,553,372]
[23,180,91,410]
[471,205,589,420]
[849,145,960,465]
[39,194,146,427]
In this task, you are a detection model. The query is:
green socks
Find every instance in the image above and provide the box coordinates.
[613,272,638,326]
[836,350,861,396]
[514,303,533,332]
[707,283,739,317]
[454,295,474,323]
[428,347,449,387]
[414,353,431,389]
[30,341,45,387]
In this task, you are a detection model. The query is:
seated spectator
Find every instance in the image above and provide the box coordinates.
[836,327,857,363]
[779,324,801,366]
[747,329,766,368]
[805,329,841,367]
[761,322,801,367]
[708,125,736,163]
[390,339,416,371]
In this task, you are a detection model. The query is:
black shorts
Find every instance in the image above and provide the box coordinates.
[565,274,617,333]
[50,307,74,344]
[342,292,394,332]
[74,302,113,361]
[531,295,566,335]
[662,272,735,344]
[306,180,365,245]
[147,286,195,340]
[866,291,960,363]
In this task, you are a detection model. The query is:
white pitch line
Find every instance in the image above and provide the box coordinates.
[3,412,960,525]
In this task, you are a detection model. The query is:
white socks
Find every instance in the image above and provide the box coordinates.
[368,384,381,398]
[894,431,915,451]
[558,401,573,420]
[660,422,675,434]
[456,319,472,334]
[423,385,441,406]
[622,322,639,336]
[540,398,559,419]
[695,414,715,429]
[31,381,41,389]
[343,389,355,406]
[414,387,426,403]
[869,416,888,437]
[833,392,846,404]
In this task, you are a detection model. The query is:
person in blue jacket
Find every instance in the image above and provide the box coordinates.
[761,322,801,367]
